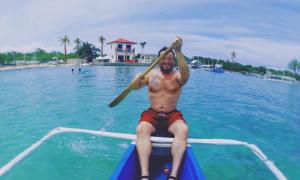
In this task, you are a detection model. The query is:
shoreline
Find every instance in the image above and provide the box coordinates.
[1,63,299,83]
[0,62,150,72]
[0,63,76,72]
[98,62,150,66]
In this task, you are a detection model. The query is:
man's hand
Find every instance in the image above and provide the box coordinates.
[172,36,189,85]
[131,73,145,90]
[172,36,183,52]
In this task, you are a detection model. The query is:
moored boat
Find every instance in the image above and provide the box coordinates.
[200,64,213,71]
[211,64,224,73]
[264,68,296,84]
[190,60,201,69]
[263,74,296,83]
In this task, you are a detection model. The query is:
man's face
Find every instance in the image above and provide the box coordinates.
[159,51,175,74]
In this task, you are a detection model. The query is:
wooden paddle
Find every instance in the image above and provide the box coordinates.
[109,46,173,108]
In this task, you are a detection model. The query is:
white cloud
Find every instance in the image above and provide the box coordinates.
[84,19,299,67]
[0,0,299,67]
[184,35,300,68]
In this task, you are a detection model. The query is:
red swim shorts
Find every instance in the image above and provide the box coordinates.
[139,108,186,129]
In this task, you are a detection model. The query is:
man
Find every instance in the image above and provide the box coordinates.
[132,36,189,180]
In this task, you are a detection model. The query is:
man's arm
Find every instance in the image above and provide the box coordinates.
[131,72,150,90]
[173,36,190,85]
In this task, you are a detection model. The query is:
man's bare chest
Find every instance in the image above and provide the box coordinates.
[148,74,180,93]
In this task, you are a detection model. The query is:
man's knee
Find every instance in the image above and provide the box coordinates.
[136,122,154,138]
[177,125,188,139]
[170,121,188,139]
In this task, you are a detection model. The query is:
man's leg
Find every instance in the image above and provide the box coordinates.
[136,121,155,179]
[168,120,188,177]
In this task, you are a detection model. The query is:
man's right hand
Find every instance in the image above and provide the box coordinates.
[131,73,145,90]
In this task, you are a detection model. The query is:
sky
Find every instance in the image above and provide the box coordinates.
[1,0,300,68]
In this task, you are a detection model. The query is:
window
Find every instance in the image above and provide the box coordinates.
[117,44,122,51]
[126,45,131,52]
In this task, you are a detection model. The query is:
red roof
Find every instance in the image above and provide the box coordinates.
[108,38,137,44]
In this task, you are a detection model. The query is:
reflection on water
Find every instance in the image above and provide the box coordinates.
[113,66,140,87]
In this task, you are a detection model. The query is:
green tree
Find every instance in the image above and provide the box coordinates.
[35,48,46,54]
[288,58,298,73]
[140,41,147,57]
[230,51,236,72]
[98,35,105,57]
[59,35,70,62]
[0,53,6,64]
[74,38,81,51]
[75,42,100,63]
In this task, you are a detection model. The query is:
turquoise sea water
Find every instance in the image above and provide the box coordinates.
[0,66,299,180]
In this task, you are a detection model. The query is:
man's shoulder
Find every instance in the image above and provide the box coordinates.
[149,69,159,76]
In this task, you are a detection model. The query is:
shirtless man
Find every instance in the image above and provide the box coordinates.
[132,36,189,179]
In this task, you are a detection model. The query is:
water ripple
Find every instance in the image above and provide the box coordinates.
[0,67,299,179]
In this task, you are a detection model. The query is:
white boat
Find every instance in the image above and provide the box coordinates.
[264,68,297,84]
[264,74,296,84]
[81,63,91,66]
[190,60,200,69]
[200,65,213,71]
[211,64,224,73]
[0,127,287,180]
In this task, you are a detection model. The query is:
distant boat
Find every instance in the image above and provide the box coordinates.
[200,65,213,71]
[81,63,91,66]
[190,60,200,69]
[191,64,200,69]
[199,64,224,73]
[211,64,224,73]
[264,69,296,84]
[263,74,296,84]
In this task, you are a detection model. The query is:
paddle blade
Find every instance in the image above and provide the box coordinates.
[109,86,132,108]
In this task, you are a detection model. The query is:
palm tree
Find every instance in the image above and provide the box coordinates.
[230,51,236,72]
[132,48,136,61]
[74,38,81,50]
[288,58,299,73]
[98,35,105,57]
[140,41,147,58]
[74,38,82,65]
[115,47,118,62]
[59,35,70,62]
[125,47,128,62]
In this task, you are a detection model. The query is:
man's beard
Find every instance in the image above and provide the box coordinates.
[160,63,174,74]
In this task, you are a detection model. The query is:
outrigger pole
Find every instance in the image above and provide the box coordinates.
[0,127,287,180]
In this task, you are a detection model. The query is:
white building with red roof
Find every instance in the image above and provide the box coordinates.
[107,38,137,62]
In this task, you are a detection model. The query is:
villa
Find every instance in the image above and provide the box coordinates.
[107,38,137,63]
